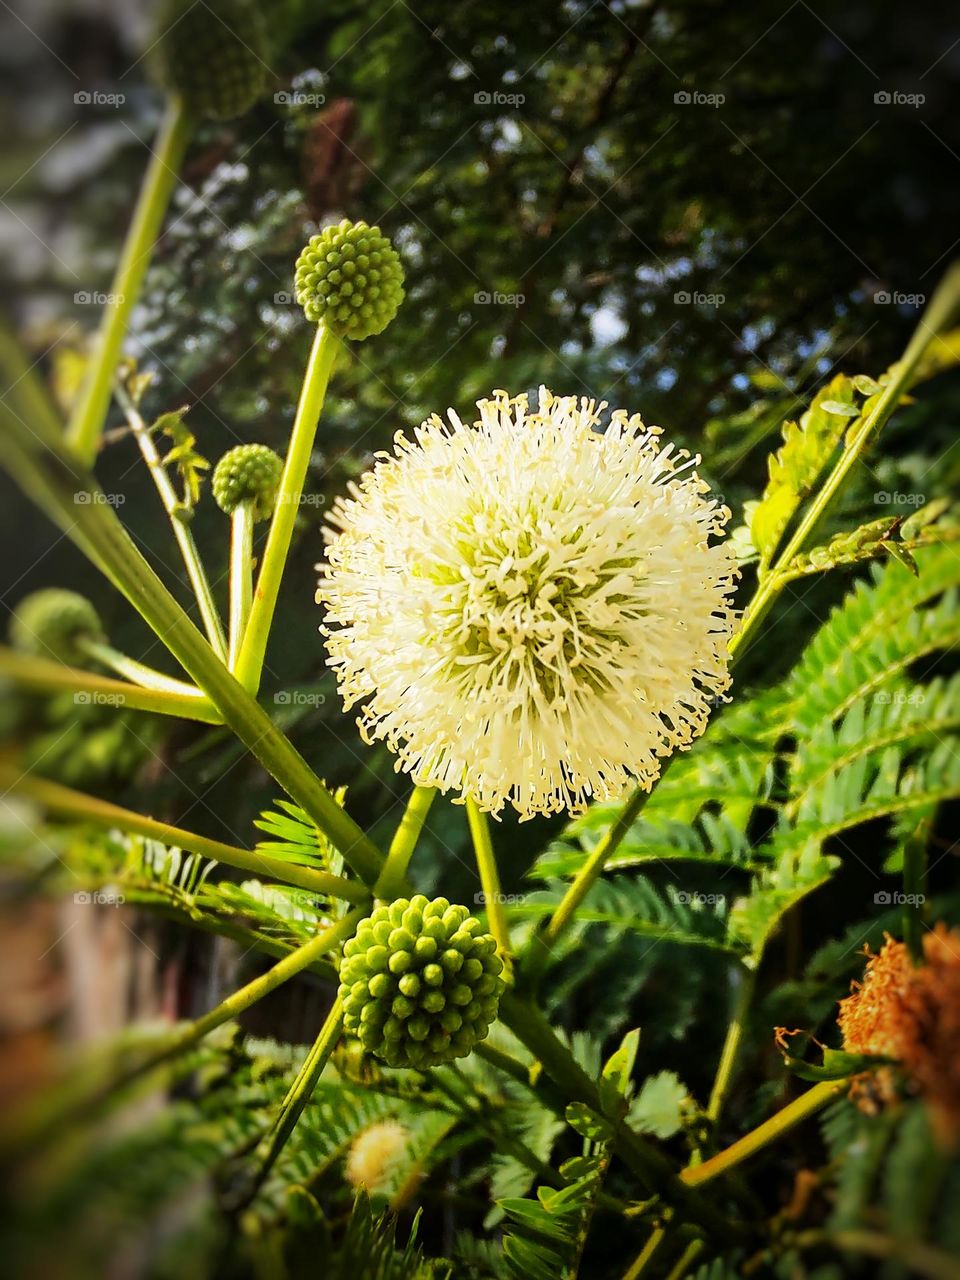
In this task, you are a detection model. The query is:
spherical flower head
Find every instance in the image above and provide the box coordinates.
[345,1119,409,1193]
[152,0,270,121]
[294,220,404,339]
[212,444,283,520]
[10,589,104,666]
[339,895,505,1069]
[317,388,738,819]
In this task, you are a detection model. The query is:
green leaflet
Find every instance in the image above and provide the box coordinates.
[750,372,863,573]
[779,501,958,585]
[781,542,960,736]
[254,792,348,878]
[499,1160,609,1280]
[627,1070,688,1139]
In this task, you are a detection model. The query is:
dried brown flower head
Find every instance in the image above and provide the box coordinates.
[839,925,960,1147]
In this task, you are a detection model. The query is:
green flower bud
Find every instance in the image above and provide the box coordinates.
[211,444,283,520]
[152,0,271,121]
[339,895,505,1068]
[294,219,404,340]
[10,589,104,666]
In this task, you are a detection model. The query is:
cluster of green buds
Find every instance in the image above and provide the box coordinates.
[294,220,405,340]
[340,896,505,1068]
[152,0,271,120]
[10,589,104,666]
[212,444,284,521]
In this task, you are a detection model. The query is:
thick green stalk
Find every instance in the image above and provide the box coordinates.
[77,635,204,696]
[66,99,193,465]
[0,405,385,885]
[115,380,228,659]
[0,645,221,723]
[228,501,255,670]
[235,324,339,693]
[4,769,369,904]
[374,785,435,900]
[1,909,364,1158]
[466,798,513,975]
[244,993,346,1199]
[682,1079,847,1187]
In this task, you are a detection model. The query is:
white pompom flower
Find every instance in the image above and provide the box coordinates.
[345,1119,410,1193]
[317,387,738,820]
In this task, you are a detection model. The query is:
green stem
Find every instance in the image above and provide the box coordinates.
[235,324,340,694]
[374,785,435,900]
[539,786,648,949]
[466,798,513,976]
[791,1229,960,1280]
[733,264,960,662]
[621,1226,667,1280]
[682,1079,846,1188]
[115,380,228,660]
[244,993,346,1200]
[66,98,193,466]
[228,501,256,670]
[4,768,369,904]
[0,645,221,724]
[77,635,203,696]
[1,908,364,1159]
[665,1240,704,1280]
[706,962,757,1123]
[0,405,385,886]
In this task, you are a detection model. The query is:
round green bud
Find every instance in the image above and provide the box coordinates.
[152,0,271,121]
[9,589,104,666]
[294,219,404,340]
[211,444,283,520]
[338,895,505,1069]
